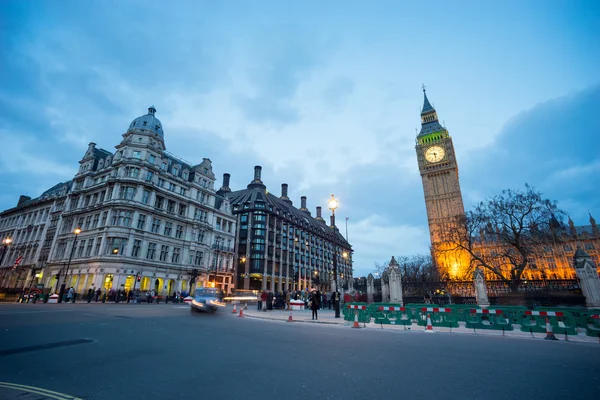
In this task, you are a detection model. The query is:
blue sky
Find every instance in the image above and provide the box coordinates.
[1,0,599,276]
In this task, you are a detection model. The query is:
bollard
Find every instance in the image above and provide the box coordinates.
[530,328,534,339]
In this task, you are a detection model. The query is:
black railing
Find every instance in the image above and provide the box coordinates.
[212,244,234,253]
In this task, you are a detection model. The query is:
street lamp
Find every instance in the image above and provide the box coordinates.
[0,237,13,287]
[0,237,13,266]
[329,194,341,318]
[213,235,222,290]
[58,227,82,303]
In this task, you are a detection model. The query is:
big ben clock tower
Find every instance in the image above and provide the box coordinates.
[416,86,468,278]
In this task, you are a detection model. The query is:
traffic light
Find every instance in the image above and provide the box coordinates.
[136,275,141,282]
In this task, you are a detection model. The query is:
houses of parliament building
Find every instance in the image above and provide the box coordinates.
[415,88,599,281]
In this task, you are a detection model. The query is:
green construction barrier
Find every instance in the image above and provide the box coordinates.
[518,311,578,335]
[414,307,459,328]
[538,307,588,329]
[447,304,481,322]
[344,302,370,324]
[464,309,514,331]
[493,306,528,325]
[583,312,600,337]
[404,304,434,323]
[368,304,411,326]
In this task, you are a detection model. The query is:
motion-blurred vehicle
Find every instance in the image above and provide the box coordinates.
[190,288,225,313]
[223,290,259,303]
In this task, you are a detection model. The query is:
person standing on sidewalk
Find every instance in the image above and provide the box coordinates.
[310,291,320,320]
[285,290,291,310]
[260,290,268,311]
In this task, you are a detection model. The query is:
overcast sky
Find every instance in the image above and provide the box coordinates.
[1,0,598,276]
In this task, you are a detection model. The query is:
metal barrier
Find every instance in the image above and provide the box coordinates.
[345,303,370,324]
[465,309,513,331]
[369,304,411,327]
[416,307,458,328]
[519,310,578,335]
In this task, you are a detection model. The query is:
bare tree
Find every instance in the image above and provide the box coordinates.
[443,184,565,291]
[372,261,388,276]
[373,254,439,282]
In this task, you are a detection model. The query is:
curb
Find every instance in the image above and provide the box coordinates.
[242,313,346,326]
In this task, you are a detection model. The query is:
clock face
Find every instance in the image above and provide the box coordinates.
[425,146,445,163]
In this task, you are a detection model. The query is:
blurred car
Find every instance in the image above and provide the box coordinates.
[191,288,226,313]
[223,290,259,303]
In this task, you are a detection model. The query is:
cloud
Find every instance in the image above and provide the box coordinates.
[1,1,599,280]
[461,85,600,222]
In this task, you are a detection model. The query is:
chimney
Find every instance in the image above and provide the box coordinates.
[17,195,31,207]
[316,206,323,220]
[281,183,289,198]
[330,214,336,228]
[253,165,262,182]
[247,165,266,190]
[300,196,310,215]
[221,173,231,192]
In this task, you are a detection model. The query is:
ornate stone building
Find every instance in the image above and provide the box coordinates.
[415,89,600,280]
[0,107,237,295]
[220,166,353,292]
[0,183,71,289]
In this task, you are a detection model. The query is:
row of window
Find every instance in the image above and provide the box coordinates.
[0,207,51,229]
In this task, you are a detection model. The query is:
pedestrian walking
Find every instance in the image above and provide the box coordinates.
[67,287,75,303]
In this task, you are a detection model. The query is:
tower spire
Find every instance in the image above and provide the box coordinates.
[421,84,435,115]
[418,86,444,137]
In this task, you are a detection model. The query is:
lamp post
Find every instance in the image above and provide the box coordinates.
[328,194,341,318]
[58,227,81,303]
[213,235,222,290]
[0,237,13,288]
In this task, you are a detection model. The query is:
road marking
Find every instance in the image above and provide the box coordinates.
[0,381,82,399]
[173,306,190,309]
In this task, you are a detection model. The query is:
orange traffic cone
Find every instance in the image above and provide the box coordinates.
[232,302,237,314]
[238,308,244,318]
[352,311,361,328]
[287,309,293,322]
[425,313,434,332]
[544,317,558,341]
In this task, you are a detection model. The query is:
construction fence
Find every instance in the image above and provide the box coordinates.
[344,303,600,337]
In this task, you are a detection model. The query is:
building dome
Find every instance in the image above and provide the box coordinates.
[127,106,164,137]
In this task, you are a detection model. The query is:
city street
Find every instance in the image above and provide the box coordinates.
[0,303,598,400]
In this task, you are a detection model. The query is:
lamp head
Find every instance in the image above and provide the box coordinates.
[2,237,12,245]
[73,228,82,235]
[328,194,338,211]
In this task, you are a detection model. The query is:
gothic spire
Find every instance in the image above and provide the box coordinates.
[418,85,444,137]
[568,216,577,238]
[421,84,435,115]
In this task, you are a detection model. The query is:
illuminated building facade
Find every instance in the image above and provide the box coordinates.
[415,89,600,280]
[220,166,353,292]
[0,107,237,295]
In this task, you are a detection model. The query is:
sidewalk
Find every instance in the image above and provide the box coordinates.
[240,306,600,343]
[243,307,346,325]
